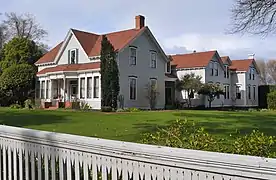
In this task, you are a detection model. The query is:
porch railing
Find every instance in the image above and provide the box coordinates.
[0,125,276,180]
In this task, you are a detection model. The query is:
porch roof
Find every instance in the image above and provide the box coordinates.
[37,62,100,75]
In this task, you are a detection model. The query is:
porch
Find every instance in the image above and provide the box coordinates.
[0,125,275,179]
[36,73,101,109]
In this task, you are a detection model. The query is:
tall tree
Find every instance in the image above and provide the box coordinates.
[176,73,203,107]
[0,64,36,105]
[256,59,269,85]
[2,12,48,41]
[267,60,276,84]
[198,84,224,108]
[0,37,42,71]
[230,0,276,35]
[100,35,120,110]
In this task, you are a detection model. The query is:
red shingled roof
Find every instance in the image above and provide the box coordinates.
[230,59,254,72]
[35,27,145,65]
[35,42,63,65]
[170,51,217,68]
[221,56,230,64]
[37,62,100,75]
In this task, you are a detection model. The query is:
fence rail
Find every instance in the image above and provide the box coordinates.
[0,125,276,180]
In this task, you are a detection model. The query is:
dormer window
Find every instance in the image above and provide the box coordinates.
[69,49,78,64]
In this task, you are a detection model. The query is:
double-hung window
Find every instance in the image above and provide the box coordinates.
[87,77,92,99]
[214,62,219,76]
[248,85,251,99]
[129,77,137,100]
[150,51,157,68]
[253,86,256,100]
[166,61,171,73]
[80,78,85,99]
[236,85,241,99]
[129,47,137,65]
[210,62,214,76]
[69,49,78,64]
[93,76,99,98]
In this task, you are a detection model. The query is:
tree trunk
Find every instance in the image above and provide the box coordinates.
[209,100,212,108]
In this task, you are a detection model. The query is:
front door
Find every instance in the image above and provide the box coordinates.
[165,87,173,105]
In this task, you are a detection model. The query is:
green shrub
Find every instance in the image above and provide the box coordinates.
[101,106,113,112]
[10,104,22,109]
[233,130,275,157]
[141,119,276,157]
[126,107,140,112]
[24,99,34,109]
[80,102,91,111]
[267,91,276,110]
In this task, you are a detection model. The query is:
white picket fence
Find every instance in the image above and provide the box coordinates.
[0,125,276,180]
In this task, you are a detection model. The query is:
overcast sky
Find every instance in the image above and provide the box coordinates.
[1,0,276,60]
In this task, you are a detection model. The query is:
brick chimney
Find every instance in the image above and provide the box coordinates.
[135,15,145,29]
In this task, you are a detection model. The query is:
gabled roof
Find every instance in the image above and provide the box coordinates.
[221,56,232,65]
[170,51,218,69]
[230,59,255,72]
[35,27,145,65]
[37,62,100,76]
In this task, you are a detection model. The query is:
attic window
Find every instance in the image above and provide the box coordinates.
[69,49,78,64]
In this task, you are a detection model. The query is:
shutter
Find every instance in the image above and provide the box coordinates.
[76,49,79,64]
[68,50,70,64]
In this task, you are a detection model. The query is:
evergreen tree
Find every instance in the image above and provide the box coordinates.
[100,35,120,110]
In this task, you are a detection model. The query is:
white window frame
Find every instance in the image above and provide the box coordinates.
[87,77,92,99]
[150,51,157,68]
[236,85,241,99]
[224,84,230,99]
[129,76,137,100]
[93,76,100,99]
[69,49,77,64]
[129,47,137,66]
[80,78,85,99]
[150,78,157,88]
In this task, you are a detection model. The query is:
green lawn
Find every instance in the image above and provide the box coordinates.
[0,108,276,142]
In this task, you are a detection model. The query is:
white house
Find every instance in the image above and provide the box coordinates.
[35,15,168,109]
[168,51,260,108]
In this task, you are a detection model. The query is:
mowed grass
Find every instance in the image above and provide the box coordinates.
[0,108,276,142]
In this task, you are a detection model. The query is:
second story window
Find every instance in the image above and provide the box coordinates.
[210,62,214,76]
[236,85,241,99]
[166,61,171,73]
[224,65,229,78]
[150,52,157,68]
[129,47,137,66]
[69,49,78,64]
[214,62,219,76]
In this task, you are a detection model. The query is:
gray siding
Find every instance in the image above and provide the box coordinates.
[118,31,166,109]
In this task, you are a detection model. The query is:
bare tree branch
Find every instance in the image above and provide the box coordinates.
[256,59,269,84]
[2,12,48,41]
[229,0,276,36]
[267,59,276,83]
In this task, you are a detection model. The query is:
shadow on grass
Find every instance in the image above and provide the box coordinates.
[0,110,68,127]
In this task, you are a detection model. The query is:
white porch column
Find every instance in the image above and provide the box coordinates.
[78,77,81,99]
[44,80,47,100]
[85,75,87,100]
[39,80,42,99]
[63,77,66,102]
[49,80,52,100]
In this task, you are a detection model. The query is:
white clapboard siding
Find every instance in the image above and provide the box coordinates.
[0,125,275,180]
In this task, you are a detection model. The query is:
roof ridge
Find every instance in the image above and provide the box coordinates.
[170,50,217,57]
[101,27,145,36]
[71,28,100,36]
